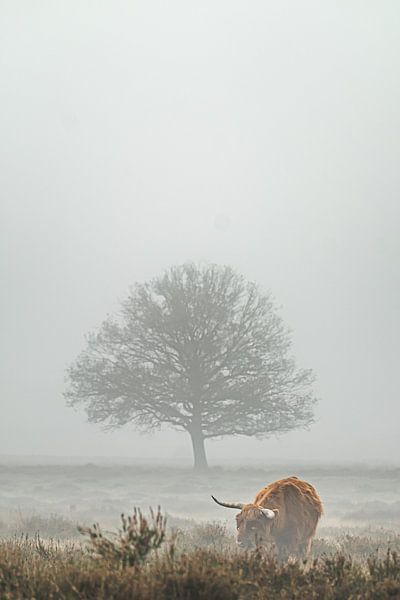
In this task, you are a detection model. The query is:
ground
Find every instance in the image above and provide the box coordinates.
[0,461,399,534]
[1,462,400,598]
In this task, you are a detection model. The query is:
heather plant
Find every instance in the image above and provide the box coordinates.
[173,521,236,554]
[0,512,79,539]
[15,513,79,539]
[78,507,166,568]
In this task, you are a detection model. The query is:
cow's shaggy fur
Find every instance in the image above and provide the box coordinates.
[236,476,323,557]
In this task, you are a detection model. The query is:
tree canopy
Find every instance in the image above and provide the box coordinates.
[65,263,316,469]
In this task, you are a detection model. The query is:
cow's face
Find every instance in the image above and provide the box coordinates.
[235,505,277,549]
[211,495,277,548]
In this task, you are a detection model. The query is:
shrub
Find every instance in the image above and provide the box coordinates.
[10,513,79,539]
[173,521,236,553]
[78,507,166,568]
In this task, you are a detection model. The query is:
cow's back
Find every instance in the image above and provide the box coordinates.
[254,476,323,551]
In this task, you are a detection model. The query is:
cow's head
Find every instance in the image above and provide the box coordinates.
[211,495,278,549]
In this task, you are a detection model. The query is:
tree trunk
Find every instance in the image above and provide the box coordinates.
[190,429,208,471]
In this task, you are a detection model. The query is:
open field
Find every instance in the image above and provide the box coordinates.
[1,461,400,530]
[1,462,400,598]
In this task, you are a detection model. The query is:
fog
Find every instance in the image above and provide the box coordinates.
[1,1,399,465]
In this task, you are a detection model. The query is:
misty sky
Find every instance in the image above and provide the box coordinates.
[1,1,399,464]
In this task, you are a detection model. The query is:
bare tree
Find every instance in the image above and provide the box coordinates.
[65,263,316,470]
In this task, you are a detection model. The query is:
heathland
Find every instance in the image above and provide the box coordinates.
[1,461,399,598]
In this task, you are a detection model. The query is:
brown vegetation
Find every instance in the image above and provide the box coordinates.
[1,512,400,599]
[0,535,399,599]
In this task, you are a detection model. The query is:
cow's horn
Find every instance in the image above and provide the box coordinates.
[260,507,275,519]
[211,495,244,510]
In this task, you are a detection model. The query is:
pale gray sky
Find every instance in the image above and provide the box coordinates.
[1,1,399,463]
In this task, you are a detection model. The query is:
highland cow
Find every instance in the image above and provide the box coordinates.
[212,476,323,557]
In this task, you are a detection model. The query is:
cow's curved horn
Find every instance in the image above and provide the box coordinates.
[211,495,244,510]
[260,507,275,519]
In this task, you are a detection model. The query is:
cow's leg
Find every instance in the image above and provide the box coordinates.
[297,540,311,560]
[304,537,313,557]
[295,537,314,564]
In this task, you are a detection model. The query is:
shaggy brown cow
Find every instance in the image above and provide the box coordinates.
[212,476,323,557]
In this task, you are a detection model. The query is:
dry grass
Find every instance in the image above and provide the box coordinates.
[1,513,400,599]
[0,535,399,599]
[0,512,79,539]
[1,462,400,598]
